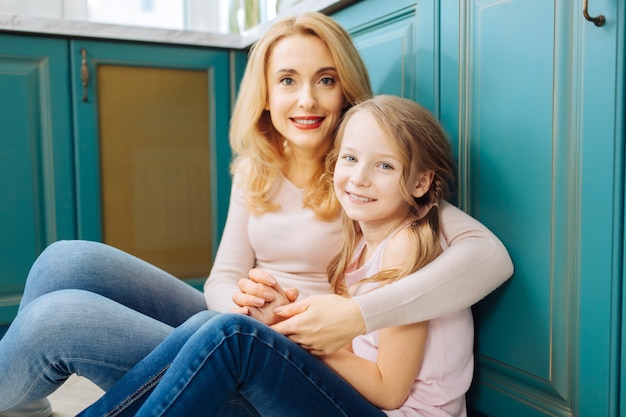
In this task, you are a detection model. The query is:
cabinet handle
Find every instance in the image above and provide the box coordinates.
[583,0,605,26]
[80,48,90,102]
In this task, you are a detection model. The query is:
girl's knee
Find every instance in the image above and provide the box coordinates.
[178,310,219,333]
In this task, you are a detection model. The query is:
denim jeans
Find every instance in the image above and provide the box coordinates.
[80,313,386,417]
[0,240,207,411]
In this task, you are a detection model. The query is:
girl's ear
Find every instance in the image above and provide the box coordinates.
[411,170,435,198]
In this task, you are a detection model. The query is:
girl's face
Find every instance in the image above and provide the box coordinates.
[265,34,346,157]
[334,111,432,233]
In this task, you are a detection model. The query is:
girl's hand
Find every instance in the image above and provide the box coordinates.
[271,294,366,355]
[232,268,299,325]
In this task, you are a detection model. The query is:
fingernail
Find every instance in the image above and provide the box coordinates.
[262,291,274,301]
[273,307,283,314]
[254,298,265,307]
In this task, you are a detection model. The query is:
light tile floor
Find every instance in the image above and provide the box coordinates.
[48,375,103,416]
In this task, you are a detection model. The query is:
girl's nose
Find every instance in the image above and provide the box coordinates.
[350,167,370,187]
[298,84,317,110]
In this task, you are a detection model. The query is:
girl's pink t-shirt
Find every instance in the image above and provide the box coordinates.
[346,232,474,417]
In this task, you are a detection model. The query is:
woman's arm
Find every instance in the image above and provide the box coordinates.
[321,323,427,410]
[355,201,513,332]
[273,202,513,352]
[203,181,256,312]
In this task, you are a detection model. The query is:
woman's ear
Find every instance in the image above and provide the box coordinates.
[411,170,435,198]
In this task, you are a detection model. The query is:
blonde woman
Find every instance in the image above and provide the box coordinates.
[0,12,511,417]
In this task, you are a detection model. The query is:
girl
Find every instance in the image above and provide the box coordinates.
[0,12,510,417]
[82,95,472,416]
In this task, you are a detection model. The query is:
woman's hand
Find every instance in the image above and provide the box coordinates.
[271,294,367,355]
[231,269,299,325]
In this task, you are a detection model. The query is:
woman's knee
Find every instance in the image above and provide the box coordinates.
[21,241,124,308]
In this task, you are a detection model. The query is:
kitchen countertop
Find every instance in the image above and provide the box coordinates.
[0,0,354,49]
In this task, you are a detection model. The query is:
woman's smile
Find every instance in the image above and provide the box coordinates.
[291,116,325,130]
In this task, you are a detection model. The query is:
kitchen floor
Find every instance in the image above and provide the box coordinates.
[48,375,103,416]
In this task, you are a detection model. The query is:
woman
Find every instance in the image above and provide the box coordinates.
[0,12,512,417]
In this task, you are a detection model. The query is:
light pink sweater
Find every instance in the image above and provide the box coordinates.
[204,176,513,332]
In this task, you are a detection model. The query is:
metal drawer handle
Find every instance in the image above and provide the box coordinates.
[80,48,89,102]
[583,0,605,27]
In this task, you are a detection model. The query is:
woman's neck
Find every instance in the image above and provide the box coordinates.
[282,145,326,188]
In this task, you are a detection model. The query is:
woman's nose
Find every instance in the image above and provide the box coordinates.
[298,84,317,110]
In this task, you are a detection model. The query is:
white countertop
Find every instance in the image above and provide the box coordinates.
[0,0,354,49]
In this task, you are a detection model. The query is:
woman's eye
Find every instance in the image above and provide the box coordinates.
[280,77,295,86]
[320,77,335,85]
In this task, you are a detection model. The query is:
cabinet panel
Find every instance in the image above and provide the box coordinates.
[71,40,231,282]
[333,0,436,109]
[448,0,623,415]
[0,35,75,325]
[98,65,212,278]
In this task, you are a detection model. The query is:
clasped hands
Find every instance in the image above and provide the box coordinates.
[230,268,365,355]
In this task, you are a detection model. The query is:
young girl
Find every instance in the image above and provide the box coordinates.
[80,95,473,417]
[321,95,473,415]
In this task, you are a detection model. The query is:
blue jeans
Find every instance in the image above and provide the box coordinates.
[0,240,207,411]
[80,313,386,417]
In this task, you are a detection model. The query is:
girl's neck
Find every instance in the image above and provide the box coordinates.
[358,215,409,266]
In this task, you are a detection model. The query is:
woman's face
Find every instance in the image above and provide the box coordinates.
[265,34,346,156]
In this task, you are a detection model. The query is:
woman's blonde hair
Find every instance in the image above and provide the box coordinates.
[325,95,456,295]
[230,12,372,220]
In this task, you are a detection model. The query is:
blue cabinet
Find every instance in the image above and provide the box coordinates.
[0,35,75,326]
[0,35,233,328]
[334,0,624,415]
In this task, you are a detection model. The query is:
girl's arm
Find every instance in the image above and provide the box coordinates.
[321,322,428,410]
[203,181,256,312]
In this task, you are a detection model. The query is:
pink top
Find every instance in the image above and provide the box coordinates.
[204,175,513,332]
[346,230,473,416]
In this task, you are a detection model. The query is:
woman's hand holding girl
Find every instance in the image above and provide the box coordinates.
[231,268,299,325]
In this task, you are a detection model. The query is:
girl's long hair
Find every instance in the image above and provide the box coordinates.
[230,12,373,221]
[326,95,456,295]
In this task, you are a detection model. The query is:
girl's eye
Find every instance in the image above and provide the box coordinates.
[341,154,357,163]
[379,162,394,170]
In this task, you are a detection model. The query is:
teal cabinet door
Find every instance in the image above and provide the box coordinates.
[70,40,231,284]
[333,0,437,109]
[441,1,623,416]
[0,34,75,327]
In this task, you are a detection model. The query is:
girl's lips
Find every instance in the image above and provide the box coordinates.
[291,116,324,130]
